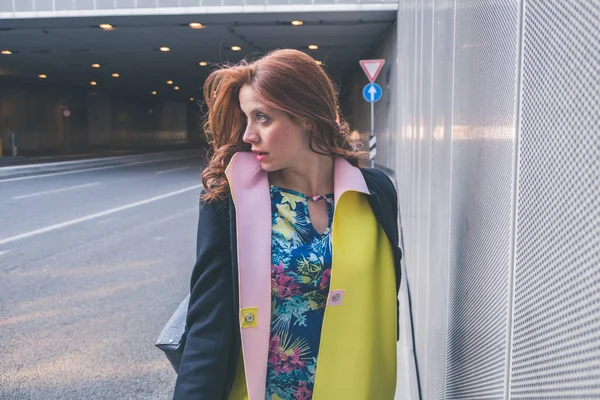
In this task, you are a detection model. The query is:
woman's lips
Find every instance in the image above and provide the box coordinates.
[255,152,268,162]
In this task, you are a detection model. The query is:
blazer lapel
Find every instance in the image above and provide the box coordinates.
[225,152,271,400]
[333,157,370,206]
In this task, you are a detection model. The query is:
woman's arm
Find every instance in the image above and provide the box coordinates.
[173,196,234,399]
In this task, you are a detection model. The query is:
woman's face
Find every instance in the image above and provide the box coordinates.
[239,84,310,172]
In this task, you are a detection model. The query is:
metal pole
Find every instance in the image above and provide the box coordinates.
[370,101,375,168]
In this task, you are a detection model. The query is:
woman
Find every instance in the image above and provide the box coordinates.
[173,49,402,400]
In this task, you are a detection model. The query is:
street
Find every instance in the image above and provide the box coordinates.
[0,151,204,400]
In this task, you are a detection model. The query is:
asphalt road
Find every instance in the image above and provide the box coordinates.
[0,151,205,400]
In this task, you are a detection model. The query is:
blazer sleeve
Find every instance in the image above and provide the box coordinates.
[378,170,399,238]
[371,168,400,245]
[367,168,403,286]
[173,195,234,399]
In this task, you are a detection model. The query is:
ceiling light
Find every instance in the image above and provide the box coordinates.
[189,22,204,29]
[308,45,319,50]
[190,97,194,101]
[291,20,304,26]
[112,73,120,78]
[199,61,208,66]
[92,63,101,68]
[160,47,171,52]
[39,74,47,79]
[231,46,242,51]
[99,24,113,30]
[1,50,12,55]
[174,86,180,90]
[152,91,157,95]
[166,80,173,85]
[315,61,323,65]
[90,81,97,86]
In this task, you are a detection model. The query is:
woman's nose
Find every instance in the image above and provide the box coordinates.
[243,127,258,144]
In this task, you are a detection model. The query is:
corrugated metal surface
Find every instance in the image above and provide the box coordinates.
[351,0,599,398]
[387,0,457,397]
[424,0,454,397]
[445,1,519,398]
[509,1,600,398]
[382,0,600,398]
[0,0,397,11]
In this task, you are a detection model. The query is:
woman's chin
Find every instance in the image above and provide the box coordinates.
[260,161,283,173]
[261,163,276,172]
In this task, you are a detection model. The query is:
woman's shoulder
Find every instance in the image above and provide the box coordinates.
[359,168,396,196]
[198,189,231,218]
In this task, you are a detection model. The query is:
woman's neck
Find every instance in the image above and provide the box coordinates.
[269,155,335,197]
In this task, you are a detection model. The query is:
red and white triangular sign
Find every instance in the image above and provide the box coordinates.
[360,59,385,82]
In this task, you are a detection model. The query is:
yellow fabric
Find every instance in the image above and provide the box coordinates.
[228,191,397,399]
[228,351,249,400]
[312,191,397,399]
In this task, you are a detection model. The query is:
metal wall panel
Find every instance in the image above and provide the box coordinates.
[1,0,397,11]
[97,0,117,9]
[117,0,137,8]
[394,2,428,397]
[14,0,34,11]
[180,0,200,7]
[373,0,456,397]
[0,0,12,12]
[54,0,72,11]
[75,0,95,9]
[158,0,180,6]
[445,1,519,398]
[37,0,55,11]
[137,0,158,8]
[423,0,454,397]
[509,1,600,397]
[387,0,520,397]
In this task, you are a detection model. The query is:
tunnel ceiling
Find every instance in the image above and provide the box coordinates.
[0,11,396,101]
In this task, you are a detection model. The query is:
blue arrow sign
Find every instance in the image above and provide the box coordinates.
[363,83,382,103]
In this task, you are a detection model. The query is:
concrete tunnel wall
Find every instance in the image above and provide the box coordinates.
[0,77,202,156]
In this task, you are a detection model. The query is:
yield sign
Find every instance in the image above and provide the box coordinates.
[359,59,385,82]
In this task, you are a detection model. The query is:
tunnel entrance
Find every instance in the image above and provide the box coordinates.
[0,10,396,155]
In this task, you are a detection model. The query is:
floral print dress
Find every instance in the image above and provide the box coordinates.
[266,185,334,400]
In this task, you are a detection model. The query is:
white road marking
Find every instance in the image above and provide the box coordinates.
[0,184,203,246]
[13,183,99,199]
[0,155,196,183]
[156,166,191,174]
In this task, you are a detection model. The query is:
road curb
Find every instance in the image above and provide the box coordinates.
[0,150,202,179]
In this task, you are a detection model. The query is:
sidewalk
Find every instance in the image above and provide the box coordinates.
[0,144,201,167]
[0,146,205,179]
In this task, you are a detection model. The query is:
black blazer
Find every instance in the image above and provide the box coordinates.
[173,168,401,400]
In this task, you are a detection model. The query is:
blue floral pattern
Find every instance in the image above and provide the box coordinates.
[265,185,334,400]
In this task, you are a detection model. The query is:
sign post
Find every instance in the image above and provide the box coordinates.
[360,59,385,167]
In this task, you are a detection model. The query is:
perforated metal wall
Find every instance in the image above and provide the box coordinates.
[352,0,600,399]
[444,0,519,397]
[509,1,600,397]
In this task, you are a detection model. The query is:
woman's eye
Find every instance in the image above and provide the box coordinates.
[256,113,268,122]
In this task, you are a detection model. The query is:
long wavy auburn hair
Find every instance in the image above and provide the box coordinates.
[201,49,366,202]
